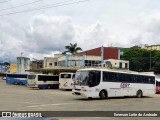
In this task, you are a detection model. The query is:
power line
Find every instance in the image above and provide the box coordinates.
[0,0,44,11]
[0,0,91,16]
[0,0,11,4]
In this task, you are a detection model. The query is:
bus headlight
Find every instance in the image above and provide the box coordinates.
[82,89,87,92]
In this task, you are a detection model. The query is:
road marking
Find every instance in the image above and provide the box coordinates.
[0,100,41,105]
[27,103,72,108]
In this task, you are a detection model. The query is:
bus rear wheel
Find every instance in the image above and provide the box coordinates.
[136,90,143,98]
[88,97,92,100]
[19,82,22,85]
[99,90,108,100]
[48,85,51,89]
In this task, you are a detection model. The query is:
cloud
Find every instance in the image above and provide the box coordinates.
[126,12,160,46]
[74,23,109,50]
[0,18,24,62]
[24,14,75,54]
[1,12,160,62]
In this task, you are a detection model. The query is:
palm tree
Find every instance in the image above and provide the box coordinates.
[64,43,82,55]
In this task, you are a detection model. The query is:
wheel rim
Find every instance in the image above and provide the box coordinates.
[100,91,106,99]
[137,91,142,98]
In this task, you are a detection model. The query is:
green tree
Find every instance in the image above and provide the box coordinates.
[64,43,82,55]
[121,46,160,73]
[121,47,150,72]
[152,51,160,74]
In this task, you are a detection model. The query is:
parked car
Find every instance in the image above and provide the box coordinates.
[2,77,6,80]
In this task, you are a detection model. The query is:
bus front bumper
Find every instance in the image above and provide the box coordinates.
[27,84,38,88]
[72,89,89,98]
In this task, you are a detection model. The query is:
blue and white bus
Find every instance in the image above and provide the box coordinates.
[73,68,156,99]
[27,74,59,89]
[6,73,28,85]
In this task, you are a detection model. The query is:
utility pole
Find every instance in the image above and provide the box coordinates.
[150,50,152,71]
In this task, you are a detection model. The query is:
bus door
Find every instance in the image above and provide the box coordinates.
[88,71,101,97]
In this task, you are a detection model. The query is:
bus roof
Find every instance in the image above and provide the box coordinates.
[28,74,58,76]
[6,73,28,75]
[77,68,155,76]
[60,72,75,74]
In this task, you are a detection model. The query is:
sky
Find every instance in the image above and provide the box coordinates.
[0,0,160,62]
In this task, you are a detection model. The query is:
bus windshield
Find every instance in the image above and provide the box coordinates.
[60,74,72,79]
[28,75,36,79]
[75,70,101,87]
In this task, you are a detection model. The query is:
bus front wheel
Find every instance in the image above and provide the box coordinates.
[136,90,143,98]
[99,90,108,100]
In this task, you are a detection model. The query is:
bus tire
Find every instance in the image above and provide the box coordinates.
[136,90,143,98]
[88,97,92,100]
[99,90,108,100]
[48,85,51,89]
[19,82,22,85]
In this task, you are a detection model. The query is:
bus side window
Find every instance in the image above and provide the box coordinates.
[103,72,107,82]
[115,74,119,82]
[144,76,147,83]
[124,74,128,82]
[149,77,155,84]
[72,74,75,79]
[132,75,137,83]
[119,73,122,82]
[111,73,114,81]
[128,74,132,83]
[141,76,145,83]
[152,77,155,84]
[121,74,125,82]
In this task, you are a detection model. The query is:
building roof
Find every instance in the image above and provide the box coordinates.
[80,46,119,60]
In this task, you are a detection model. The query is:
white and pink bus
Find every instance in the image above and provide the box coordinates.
[73,68,155,99]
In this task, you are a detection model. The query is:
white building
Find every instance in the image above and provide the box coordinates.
[102,59,129,69]
[17,57,30,73]
[43,54,64,68]
[43,54,102,69]
[143,44,160,51]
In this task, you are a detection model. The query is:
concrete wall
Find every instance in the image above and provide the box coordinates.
[144,45,160,51]
[43,57,58,68]
[17,57,30,73]
[80,47,119,60]
[9,63,17,73]
[103,59,129,69]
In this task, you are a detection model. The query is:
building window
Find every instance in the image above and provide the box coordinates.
[54,62,57,66]
[49,63,52,66]
[119,62,122,68]
[125,63,128,68]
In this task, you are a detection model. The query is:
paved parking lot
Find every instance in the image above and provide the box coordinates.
[0,78,160,120]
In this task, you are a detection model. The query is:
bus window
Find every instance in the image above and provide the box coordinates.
[132,75,137,83]
[88,71,100,87]
[148,77,155,84]
[60,74,71,78]
[28,75,36,79]
[38,75,59,82]
[156,81,160,86]
[72,74,75,79]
